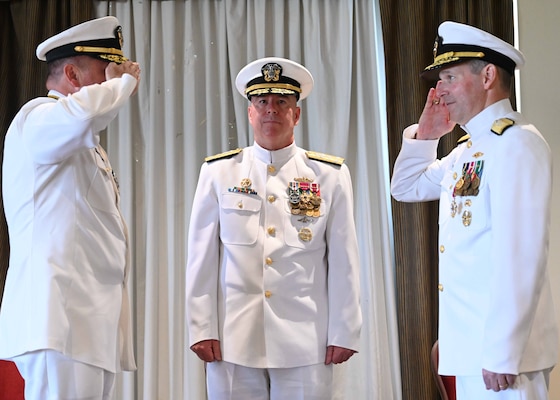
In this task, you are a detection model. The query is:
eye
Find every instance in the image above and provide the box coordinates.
[440,74,454,83]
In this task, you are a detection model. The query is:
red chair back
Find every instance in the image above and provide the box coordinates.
[0,360,24,400]
[431,340,456,400]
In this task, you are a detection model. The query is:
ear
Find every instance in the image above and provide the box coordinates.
[293,106,301,126]
[247,104,254,124]
[63,63,81,89]
[482,64,498,89]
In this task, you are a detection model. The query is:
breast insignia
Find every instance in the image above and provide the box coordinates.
[491,118,515,135]
[305,151,344,166]
[204,148,242,163]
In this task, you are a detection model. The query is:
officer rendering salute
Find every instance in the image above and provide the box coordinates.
[186,57,362,399]
[391,21,558,399]
[0,16,140,399]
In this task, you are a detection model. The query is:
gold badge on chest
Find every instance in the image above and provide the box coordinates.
[298,227,313,242]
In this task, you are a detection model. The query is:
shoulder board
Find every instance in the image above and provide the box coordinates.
[204,148,242,163]
[305,151,344,166]
[457,134,471,144]
[491,118,515,136]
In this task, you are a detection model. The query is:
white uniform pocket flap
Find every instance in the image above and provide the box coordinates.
[221,193,262,213]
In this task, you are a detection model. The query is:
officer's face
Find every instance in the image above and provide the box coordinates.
[248,94,301,151]
[436,63,488,126]
[67,57,111,91]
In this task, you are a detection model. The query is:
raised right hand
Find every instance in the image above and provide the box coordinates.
[416,87,456,140]
[105,60,141,94]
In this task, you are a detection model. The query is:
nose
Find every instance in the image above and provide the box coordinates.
[266,103,278,114]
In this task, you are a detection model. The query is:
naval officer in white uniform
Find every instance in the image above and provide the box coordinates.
[391,21,558,399]
[186,57,362,399]
[0,16,140,400]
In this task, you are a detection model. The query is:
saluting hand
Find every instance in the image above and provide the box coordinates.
[105,61,141,95]
[416,87,456,140]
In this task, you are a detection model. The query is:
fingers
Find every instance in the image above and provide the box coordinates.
[324,346,333,365]
[211,339,223,361]
[504,374,516,386]
[190,339,222,362]
[417,89,454,139]
[127,61,141,80]
[325,346,356,365]
[497,379,509,391]
[105,60,141,81]
[120,61,141,80]
[427,88,443,108]
[482,369,517,392]
[500,374,516,391]
[424,88,439,109]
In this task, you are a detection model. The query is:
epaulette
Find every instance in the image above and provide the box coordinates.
[204,148,242,163]
[491,118,515,136]
[457,134,471,144]
[305,151,344,166]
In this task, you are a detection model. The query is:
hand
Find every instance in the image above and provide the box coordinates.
[106,61,141,94]
[416,88,455,140]
[324,345,356,365]
[190,339,222,362]
[482,368,517,392]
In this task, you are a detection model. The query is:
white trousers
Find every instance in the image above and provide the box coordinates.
[456,369,552,400]
[11,350,115,400]
[206,361,333,400]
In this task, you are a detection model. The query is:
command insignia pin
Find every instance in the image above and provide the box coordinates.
[298,227,313,242]
[228,178,257,195]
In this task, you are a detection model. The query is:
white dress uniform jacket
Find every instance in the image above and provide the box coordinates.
[391,99,558,376]
[0,74,138,373]
[186,142,362,368]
